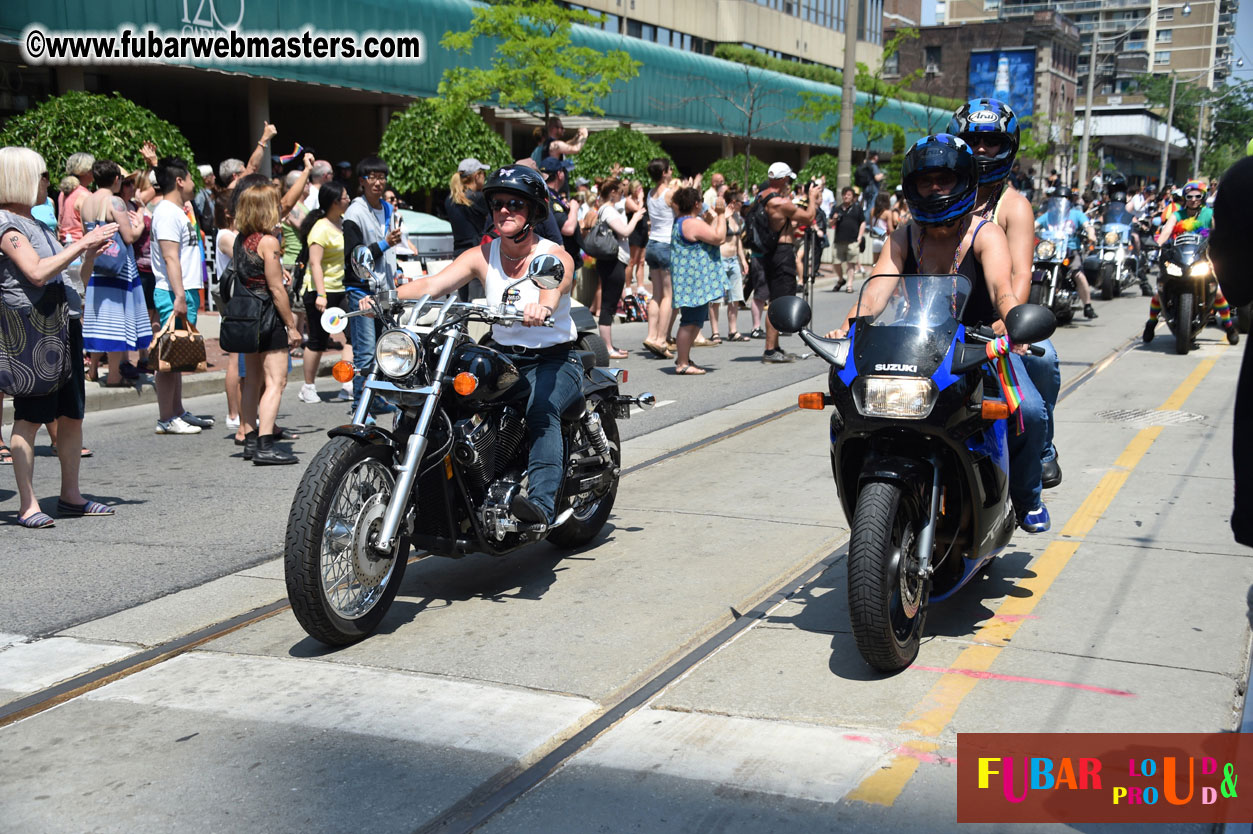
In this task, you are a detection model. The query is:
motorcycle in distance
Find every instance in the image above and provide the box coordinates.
[284,249,656,646]
[1082,211,1140,300]
[768,276,1056,672]
[1154,232,1233,355]
[1030,194,1082,326]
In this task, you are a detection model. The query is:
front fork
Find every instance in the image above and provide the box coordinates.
[914,455,942,581]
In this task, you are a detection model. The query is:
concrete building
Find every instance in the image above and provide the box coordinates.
[886,11,1081,178]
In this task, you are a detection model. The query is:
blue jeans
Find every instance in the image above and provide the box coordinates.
[1021,338,1060,463]
[508,351,585,522]
[1006,346,1052,514]
[347,291,383,406]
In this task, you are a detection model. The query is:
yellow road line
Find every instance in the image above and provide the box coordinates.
[846,355,1221,807]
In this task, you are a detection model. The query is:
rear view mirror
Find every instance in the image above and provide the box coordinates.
[350,246,375,283]
[768,295,812,334]
[1005,304,1056,346]
[528,253,565,289]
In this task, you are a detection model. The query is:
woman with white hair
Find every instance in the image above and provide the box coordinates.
[0,146,118,528]
[58,152,94,245]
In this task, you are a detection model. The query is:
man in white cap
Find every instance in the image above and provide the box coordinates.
[757,162,821,362]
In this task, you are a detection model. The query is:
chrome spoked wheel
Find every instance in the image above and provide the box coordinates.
[320,458,399,620]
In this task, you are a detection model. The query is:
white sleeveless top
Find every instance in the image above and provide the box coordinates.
[485,238,577,349]
[647,187,675,243]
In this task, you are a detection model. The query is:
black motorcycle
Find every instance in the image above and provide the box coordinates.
[1155,232,1232,354]
[768,277,1055,672]
[284,251,654,646]
[1031,196,1081,325]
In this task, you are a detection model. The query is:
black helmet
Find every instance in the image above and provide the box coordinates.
[946,98,1021,186]
[901,134,978,227]
[1104,171,1128,202]
[482,165,550,223]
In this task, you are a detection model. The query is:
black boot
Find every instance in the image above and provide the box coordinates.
[1042,457,1062,489]
[1227,324,1241,346]
[1084,304,1099,319]
[510,493,549,525]
[242,431,258,461]
[252,433,298,466]
[1143,320,1157,343]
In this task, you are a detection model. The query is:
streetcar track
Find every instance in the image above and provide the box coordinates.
[0,330,1136,766]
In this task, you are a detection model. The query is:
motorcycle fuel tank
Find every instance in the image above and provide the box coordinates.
[448,343,524,404]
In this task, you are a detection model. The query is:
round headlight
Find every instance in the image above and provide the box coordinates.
[375,329,419,378]
[1102,250,1115,262]
[1103,230,1120,245]
[1034,241,1055,260]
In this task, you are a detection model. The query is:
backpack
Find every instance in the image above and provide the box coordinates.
[743,194,781,254]
[854,164,872,189]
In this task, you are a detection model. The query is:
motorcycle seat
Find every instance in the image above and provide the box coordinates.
[575,351,596,372]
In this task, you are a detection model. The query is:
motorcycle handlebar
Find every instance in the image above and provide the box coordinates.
[966,326,1046,356]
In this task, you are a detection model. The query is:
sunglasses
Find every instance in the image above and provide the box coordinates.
[490,197,529,213]
[1185,194,1203,200]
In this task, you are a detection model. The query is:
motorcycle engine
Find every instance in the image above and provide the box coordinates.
[452,407,527,493]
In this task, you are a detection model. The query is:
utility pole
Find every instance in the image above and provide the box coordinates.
[838,0,862,190]
[1077,36,1098,189]
[1192,99,1205,178]
[1158,74,1178,187]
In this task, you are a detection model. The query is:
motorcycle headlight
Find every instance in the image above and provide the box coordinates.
[1189,260,1211,277]
[1164,262,1183,277]
[855,377,937,419]
[1034,241,1055,260]
[375,329,420,378]
[1103,231,1120,245]
[1102,250,1115,262]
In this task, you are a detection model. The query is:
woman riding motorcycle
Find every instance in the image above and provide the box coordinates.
[396,165,581,525]
[826,134,1050,533]
[1143,180,1237,345]
[1034,186,1098,318]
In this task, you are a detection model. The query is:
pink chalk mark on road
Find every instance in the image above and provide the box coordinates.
[912,665,1136,698]
[840,733,958,765]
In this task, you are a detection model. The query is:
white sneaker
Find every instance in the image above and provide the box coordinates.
[298,383,320,404]
[155,417,202,435]
[225,415,241,429]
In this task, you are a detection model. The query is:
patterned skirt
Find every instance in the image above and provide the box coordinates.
[82,261,153,353]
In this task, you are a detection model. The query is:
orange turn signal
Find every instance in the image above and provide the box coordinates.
[798,392,827,410]
[981,399,1011,420]
[453,372,479,396]
[331,361,355,383]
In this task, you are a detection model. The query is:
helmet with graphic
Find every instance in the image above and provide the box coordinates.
[901,134,979,227]
[482,165,550,223]
[946,98,1021,185]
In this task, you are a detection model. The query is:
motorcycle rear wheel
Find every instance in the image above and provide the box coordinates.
[848,481,928,673]
[285,437,410,646]
[1099,272,1115,301]
[548,410,620,549]
[1175,292,1193,355]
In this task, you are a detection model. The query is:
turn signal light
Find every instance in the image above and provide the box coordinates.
[331,361,355,383]
[981,399,1011,420]
[453,372,479,396]
[798,392,827,410]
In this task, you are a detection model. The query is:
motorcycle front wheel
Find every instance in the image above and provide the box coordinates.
[285,437,410,646]
[1175,292,1193,355]
[848,480,928,673]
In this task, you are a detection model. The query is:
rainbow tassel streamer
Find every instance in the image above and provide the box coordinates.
[986,335,1026,433]
[278,143,305,165]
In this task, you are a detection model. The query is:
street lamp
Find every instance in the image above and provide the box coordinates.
[1077,2,1190,189]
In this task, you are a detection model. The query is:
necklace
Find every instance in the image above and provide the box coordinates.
[499,245,527,263]
[976,182,1005,221]
[914,216,970,275]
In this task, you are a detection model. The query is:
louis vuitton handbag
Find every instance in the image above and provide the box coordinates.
[152,314,207,373]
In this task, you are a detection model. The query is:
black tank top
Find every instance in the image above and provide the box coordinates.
[902,221,996,327]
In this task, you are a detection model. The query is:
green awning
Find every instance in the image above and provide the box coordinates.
[2,0,952,149]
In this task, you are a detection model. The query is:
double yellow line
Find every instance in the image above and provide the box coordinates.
[847,356,1221,806]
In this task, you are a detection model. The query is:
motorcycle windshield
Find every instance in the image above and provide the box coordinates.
[851,274,970,379]
[1043,198,1073,230]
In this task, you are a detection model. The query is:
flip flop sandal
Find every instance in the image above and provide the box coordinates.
[674,364,707,375]
[49,445,93,458]
[18,512,55,529]
[642,341,670,359]
[607,349,630,360]
[707,335,724,345]
[726,332,752,342]
[0,443,10,465]
[56,499,115,517]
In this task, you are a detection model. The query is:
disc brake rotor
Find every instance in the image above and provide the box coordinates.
[352,496,394,589]
[897,524,923,620]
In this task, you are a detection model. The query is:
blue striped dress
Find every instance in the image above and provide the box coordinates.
[82,220,152,352]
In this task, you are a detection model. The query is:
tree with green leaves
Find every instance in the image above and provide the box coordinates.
[438,0,640,129]
[1201,84,1253,179]
[379,99,512,202]
[797,153,841,185]
[703,154,768,190]
[573,126,673,182]
[1135,73,1206,161]
[792,29,921,153]
[0,91,199,185]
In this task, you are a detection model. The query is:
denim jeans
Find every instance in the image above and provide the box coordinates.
[1006,347,1050,514]
[1020,338,1060,463]
[347,291,383,407]
[507,350,585,522]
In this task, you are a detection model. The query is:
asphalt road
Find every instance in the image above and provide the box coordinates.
[2,282,1249,832]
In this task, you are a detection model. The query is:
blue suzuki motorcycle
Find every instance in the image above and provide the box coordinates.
[769,275,1055,672]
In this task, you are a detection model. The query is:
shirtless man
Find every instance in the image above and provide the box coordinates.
[759,162,822,363]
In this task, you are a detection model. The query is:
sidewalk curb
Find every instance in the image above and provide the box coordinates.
[83,355,342,415]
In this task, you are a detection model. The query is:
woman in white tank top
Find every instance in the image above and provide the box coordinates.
[643,158,681,356]
[396,166,581,526]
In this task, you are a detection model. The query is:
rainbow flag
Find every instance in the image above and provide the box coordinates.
[278,143,304,165]
[986,335,1026,433]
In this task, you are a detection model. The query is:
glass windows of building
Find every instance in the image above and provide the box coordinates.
[1154,50,1171,65]
[1157,29,1172,43]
